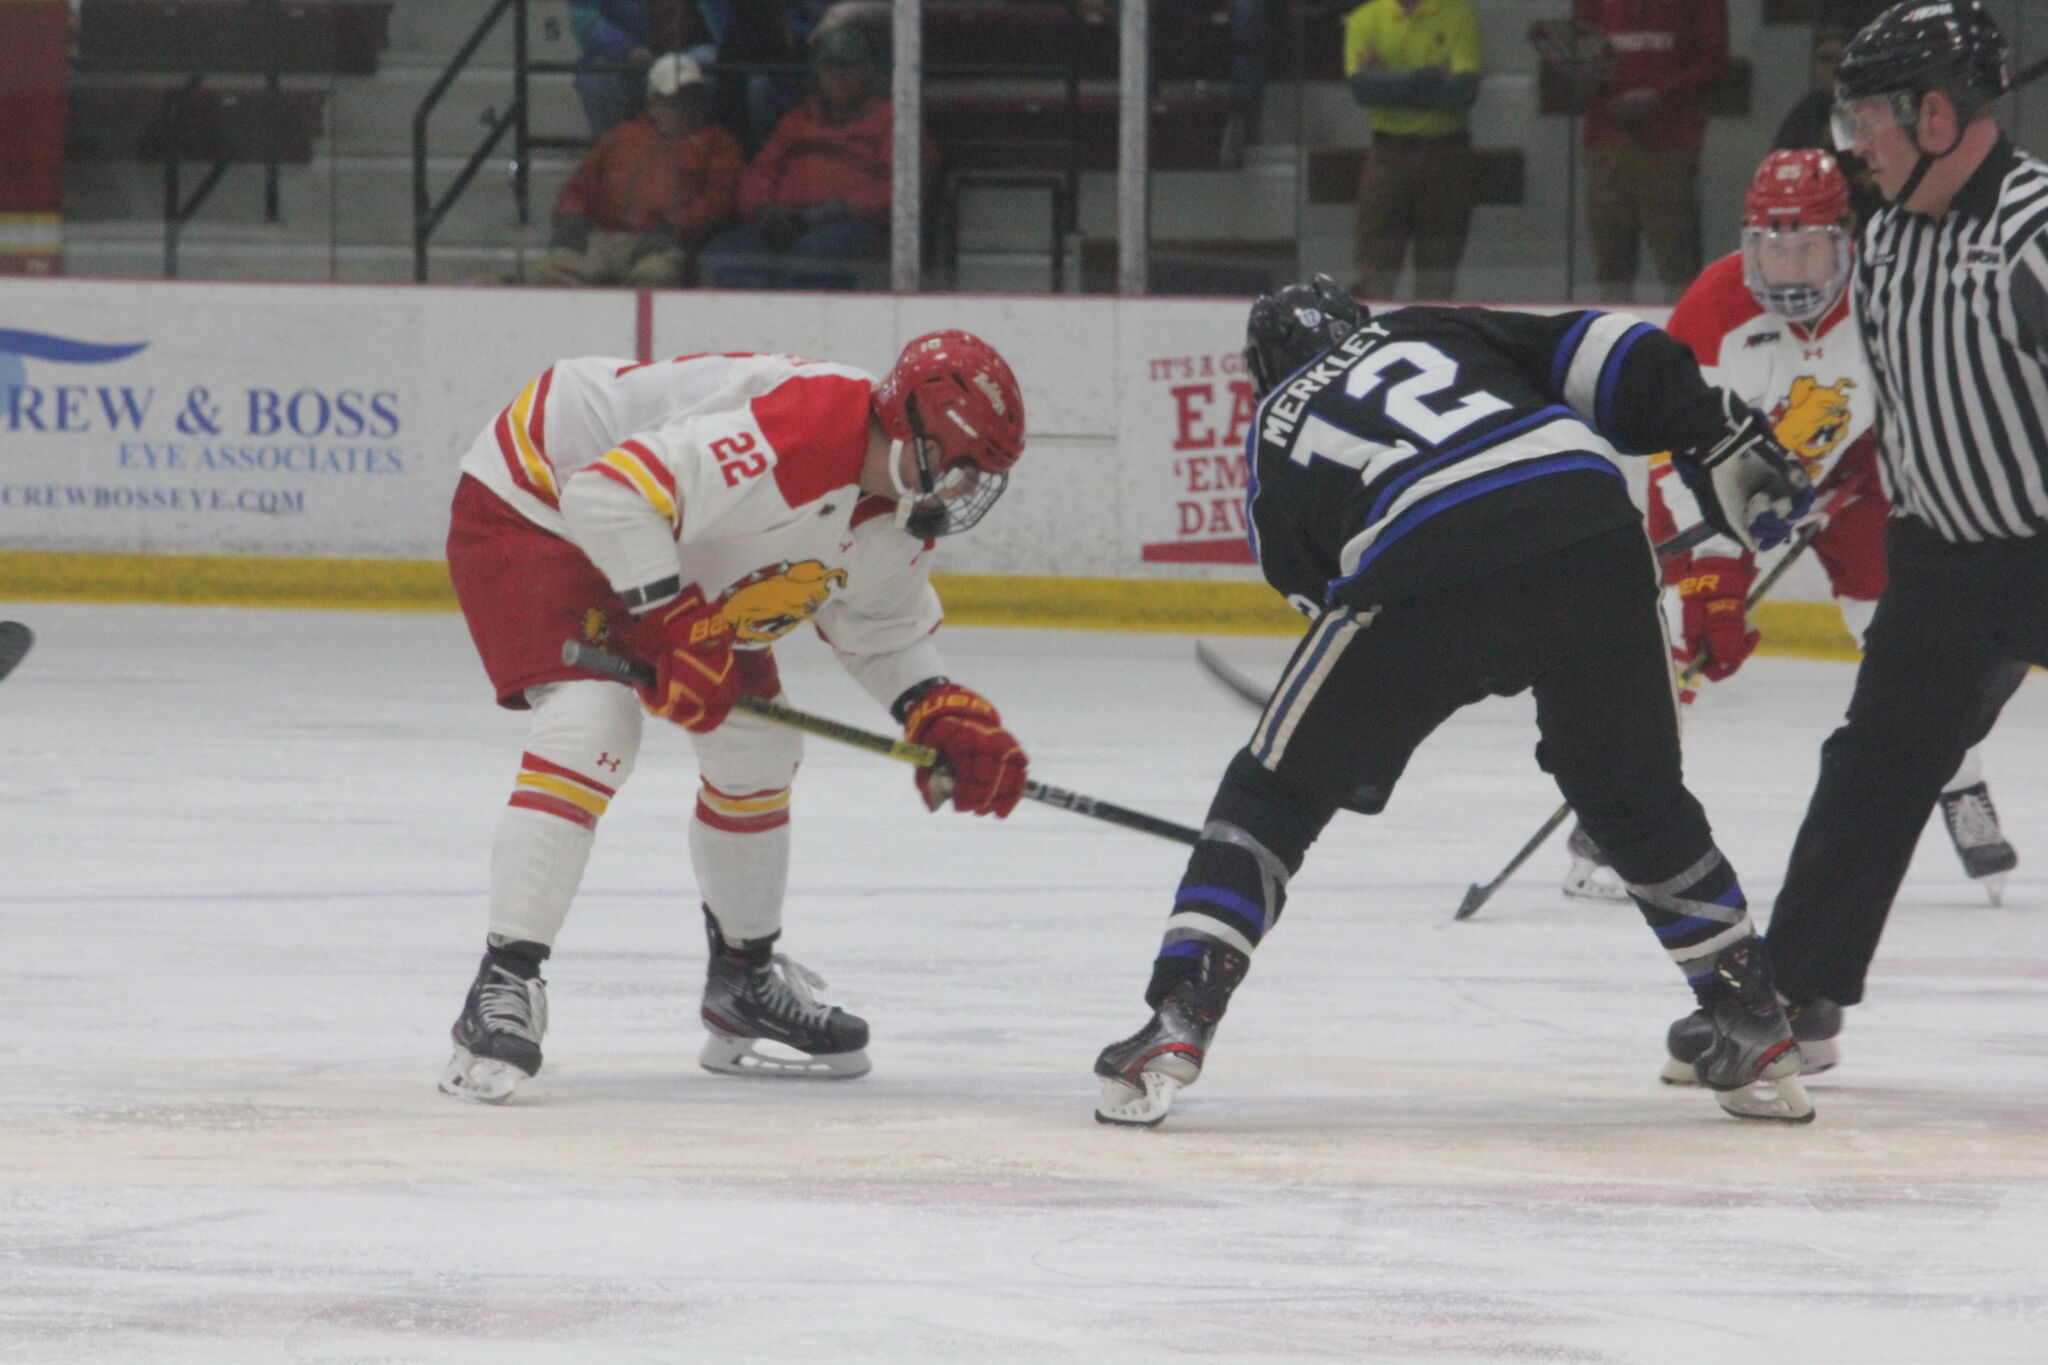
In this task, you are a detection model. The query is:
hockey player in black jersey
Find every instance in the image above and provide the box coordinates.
[1094,277,1820,1127]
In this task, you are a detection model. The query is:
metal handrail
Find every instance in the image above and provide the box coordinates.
[160,0,284,278]
[412,0,527,283]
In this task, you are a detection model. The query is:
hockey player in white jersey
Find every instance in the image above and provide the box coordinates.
[1563,148,2018,908]
[438,332,1030,1102]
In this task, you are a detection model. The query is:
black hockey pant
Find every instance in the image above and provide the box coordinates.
[1150,525,1746,1003]
[1768,517,2045,1007]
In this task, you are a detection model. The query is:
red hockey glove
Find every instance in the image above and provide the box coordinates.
[902,684,1028,817]
[620,588,736,732]
[1679,555,1760,683]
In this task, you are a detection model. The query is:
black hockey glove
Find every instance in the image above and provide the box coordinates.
[1670,390,1814,552]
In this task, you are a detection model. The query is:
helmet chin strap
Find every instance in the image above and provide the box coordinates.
[888,412,950,539]
[1886,101,1965,209]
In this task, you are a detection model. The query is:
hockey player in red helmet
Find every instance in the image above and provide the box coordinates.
[871,329,1025,539]
[438,330,1030,1102]
[1741,147,1855,325]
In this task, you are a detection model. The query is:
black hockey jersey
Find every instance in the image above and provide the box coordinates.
[1246,306,1726,611]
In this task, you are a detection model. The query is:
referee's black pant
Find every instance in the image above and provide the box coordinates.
[1767,516,2046,1007]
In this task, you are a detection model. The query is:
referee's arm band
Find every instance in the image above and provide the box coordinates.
[620,575,683,613]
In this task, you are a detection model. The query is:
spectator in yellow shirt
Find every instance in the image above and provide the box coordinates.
[1343,0,1483,301]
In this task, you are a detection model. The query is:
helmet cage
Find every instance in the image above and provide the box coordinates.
[1742,224,1854,323]
[897,394,1009,538]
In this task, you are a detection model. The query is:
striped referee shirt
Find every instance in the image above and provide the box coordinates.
[1855,135,2048,542]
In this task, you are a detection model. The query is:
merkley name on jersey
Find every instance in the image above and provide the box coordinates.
[1257,323,1391,450]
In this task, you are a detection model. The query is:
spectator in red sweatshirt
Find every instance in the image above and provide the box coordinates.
[1558,0,1729,300]
[535,53,744,287]
[698,25,933,290]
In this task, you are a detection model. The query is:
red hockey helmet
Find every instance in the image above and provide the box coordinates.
[1743,148,1852,232]
[1741,149,1854,323]
[872,330,1025,536]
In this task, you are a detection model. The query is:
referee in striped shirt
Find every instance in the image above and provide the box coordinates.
[1759,0,2046,1064]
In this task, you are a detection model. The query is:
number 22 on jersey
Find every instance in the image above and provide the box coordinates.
[709,431,770,488]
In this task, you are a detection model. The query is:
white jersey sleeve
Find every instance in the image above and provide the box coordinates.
[814,503,947,713]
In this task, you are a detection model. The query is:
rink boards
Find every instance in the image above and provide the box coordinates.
[0,277,1852,651]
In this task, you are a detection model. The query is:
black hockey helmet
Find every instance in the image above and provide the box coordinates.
[1244,275,1368,399]
[1835,0,2010,124]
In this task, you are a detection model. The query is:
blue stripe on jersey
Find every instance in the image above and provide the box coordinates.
[1175,884,1267,933]
[1365,405,1576,524]
[1549,313,1598,393]
[1596,324,1654,437]
[1327,453,1623,597]
[1242,417,1263,563]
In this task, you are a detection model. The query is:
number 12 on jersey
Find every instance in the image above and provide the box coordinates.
[1289,340,1512,476]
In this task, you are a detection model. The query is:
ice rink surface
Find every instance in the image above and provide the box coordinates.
[3,602,2046,1364]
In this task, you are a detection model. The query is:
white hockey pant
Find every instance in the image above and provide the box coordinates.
[487,679,801,949]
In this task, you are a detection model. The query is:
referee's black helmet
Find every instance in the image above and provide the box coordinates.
[1836,0,2010,122]
[1244,275,1367,399]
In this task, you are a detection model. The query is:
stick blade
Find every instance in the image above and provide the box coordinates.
[1454,883,1487,921]
[1193,640,1271,709]
[0,621,33,683]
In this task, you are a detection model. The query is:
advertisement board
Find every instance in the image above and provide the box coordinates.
[0,280,631,555]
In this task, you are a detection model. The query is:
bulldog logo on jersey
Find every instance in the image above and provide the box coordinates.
[1771,376,1856,473]
[717,561,850,643]
[581,606,613,647]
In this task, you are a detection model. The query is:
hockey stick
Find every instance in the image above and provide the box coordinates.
[1195,520,1721,709]
[0,622,33,683]
[561,641,1202,846]
[1452,513,1836,921]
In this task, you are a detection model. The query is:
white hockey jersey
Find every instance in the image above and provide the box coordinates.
[456,352,944,706]
[1654,251,1879,558]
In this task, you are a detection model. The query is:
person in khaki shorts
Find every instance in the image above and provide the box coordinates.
[1343,0,1483,302]
[533,52,742,288]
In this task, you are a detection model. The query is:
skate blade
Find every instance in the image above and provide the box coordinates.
[1980,874,2007,908]
[699,1030,871,1079]
[1094,1072,1182,1127]
[438,1046,526,1104]
[1713,1066,1816,1124]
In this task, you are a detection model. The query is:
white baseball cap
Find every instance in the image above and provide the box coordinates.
[646,52,705,98]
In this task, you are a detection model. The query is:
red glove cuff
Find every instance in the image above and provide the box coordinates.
[622,589,737,732]
[1677,554,1756,605]
[903,683,1028,818]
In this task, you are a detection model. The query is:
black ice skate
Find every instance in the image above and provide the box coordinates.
[439,945,549,1104]
[1660,937,1814,1123]
[1661,994,1840,1086]
[699,911,869,1079]
[1562,821,1630,903]
[1941,782,2017,904]
[1094,943,1248,1127]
